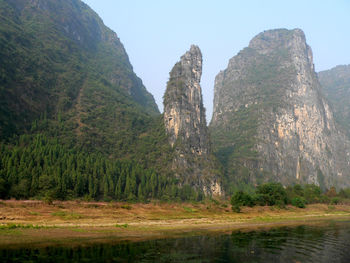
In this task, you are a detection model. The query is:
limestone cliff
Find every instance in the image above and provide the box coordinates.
[163,45,222,196]
[210,29,350,189]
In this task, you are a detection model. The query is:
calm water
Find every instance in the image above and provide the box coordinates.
[1,222,350,262]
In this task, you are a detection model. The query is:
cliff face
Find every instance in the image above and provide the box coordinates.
[319,65,350,137]
[210,29,350,189]
[164,45,222,196]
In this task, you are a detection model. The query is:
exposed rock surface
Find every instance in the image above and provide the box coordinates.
[319,65,350,137]
[164,45,222,196]
[210,29,350,189]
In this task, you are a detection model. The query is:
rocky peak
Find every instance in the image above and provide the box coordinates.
[163,45,222,196]
[210,28,350,189]
[170,45,202,84]
[249,28,315,71]
[164,45,207,153]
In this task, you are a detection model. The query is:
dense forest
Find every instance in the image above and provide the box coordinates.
[0,132,203,202]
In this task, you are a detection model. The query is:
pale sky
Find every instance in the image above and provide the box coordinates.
[82,0,350,121]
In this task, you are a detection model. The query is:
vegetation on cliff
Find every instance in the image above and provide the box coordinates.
[319,65,350,138]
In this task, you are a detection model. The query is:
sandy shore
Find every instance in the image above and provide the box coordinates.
[1,200,350,248]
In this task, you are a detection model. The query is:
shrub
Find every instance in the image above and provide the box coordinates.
[339,188,350,199]
[275,199,286,209]
[43,193,53,205]
[231,191,254,207]
[232,205,241,213]
[256,182,287,206]
[291,197,306,208]
[330,197,340,205]
[303,184,322,203]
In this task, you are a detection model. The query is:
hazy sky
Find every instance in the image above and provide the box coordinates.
[82,0,350,121]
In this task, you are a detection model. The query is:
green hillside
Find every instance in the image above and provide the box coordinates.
[0,0,158,141]
[0,0,198,201]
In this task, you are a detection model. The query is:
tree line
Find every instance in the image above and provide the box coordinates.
[231,182,350,212]
[0,134,203,202]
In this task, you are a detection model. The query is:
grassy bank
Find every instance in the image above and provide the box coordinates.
[1,200,350,248]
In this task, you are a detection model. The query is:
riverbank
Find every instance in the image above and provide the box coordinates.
[1,200,350,248]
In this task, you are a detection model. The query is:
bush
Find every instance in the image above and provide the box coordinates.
[291,197,306,208]
[275,199,286,209]
[232,205,241,213]
[303,184,322,203]
[253,193,266,206]
[231,191,254,207]
[339,188,350,199]
[256,182,287,206]
[330,197,340,205]
[43,192,53,205]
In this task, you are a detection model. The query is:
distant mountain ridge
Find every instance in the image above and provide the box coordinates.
[318,65,350,138]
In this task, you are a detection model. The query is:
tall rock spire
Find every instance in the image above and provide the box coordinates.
[163,45,222,196]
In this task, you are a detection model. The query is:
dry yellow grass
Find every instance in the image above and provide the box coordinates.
[1,200,350,248]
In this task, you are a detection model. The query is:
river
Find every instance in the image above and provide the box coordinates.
[1,221,350,262]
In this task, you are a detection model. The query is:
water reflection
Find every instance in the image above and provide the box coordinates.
[1,222,350,262]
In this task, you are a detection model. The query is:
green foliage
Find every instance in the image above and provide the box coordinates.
[0,0,158,141]
[43,193,54,205]
[232,205,241,213]
[291,197,306,208]
[256,182,287,206]
[0,134,201,202]
[286,184,323,204]
[231,191,254,207]
[330,197,340,205]
[339,188,350,199]
[303,184,322,203]
[230,182,350,212]
[0,223,44,230]
[284,183,348,206]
